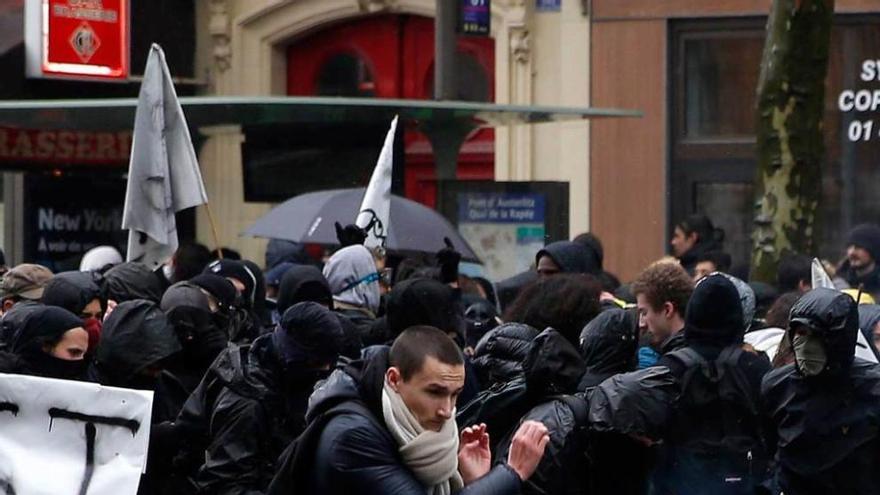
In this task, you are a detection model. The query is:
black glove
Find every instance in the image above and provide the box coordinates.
[335,222,368,247]
[437,237,461,284]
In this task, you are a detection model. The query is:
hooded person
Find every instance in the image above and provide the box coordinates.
[172,301,345,494]
[8,306,89,380]
[41,271,104,354]
[265,239,311,270]
[323,245,381,340]
[761,288,880,494]
[577,308,639,391]
[489,328,591,495]
[203,260,264,343]
[276,264,362,358]
[102,262,165,304]
[88,299,187,495]
[242,259,272,329]
[264,261,296,323]
[470,322,540,390]
[535,241,601,278]
[160,282,230,393]
[269,325,549,495]
[653,273,771,495]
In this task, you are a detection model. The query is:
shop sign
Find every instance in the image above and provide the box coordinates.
[25,0,129,80]
[0,127,132,165]
[536,0,562,12]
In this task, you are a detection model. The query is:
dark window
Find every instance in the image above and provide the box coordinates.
[316,53,376,97]
[671,17,880,270]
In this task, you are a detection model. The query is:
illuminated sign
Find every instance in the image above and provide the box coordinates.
[25,0,129,80]
[0,127,132,165]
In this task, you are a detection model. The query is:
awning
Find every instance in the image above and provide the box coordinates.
[0,95,641,131]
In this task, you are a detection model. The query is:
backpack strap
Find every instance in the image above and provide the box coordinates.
[267,400,375,495]
[666,347,708,371]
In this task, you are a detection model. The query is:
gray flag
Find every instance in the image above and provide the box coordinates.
[121,44,208,269]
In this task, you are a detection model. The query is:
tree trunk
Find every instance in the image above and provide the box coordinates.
[750,0,835,283]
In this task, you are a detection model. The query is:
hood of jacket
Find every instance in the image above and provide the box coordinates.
[323,245,380,314]
[471,322,539,388]
[276,265,332,315]
[858,304,880,348]
[205,259,258,309]
[522,328,586,396]
[788,288,859,376]
[535,241,601,276]
[103,262,164,303]
[41,271,102,315]
[579,308,638,377]
[266,239,312,270]
[306,345,389,423]
[684,273,744,346]
[93,300,182,385]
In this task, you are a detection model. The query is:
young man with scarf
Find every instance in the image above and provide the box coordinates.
[278,325,550,494]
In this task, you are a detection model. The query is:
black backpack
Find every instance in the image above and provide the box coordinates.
[267,399,376,495]
[659,345,766,493]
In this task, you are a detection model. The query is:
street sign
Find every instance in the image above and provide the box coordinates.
[536,0,562,12]
[459,0,491,37]
[25,0,130,80]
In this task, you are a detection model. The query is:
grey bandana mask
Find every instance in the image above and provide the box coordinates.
[793,331,828,377]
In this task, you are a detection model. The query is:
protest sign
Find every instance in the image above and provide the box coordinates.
[0,374,152,495]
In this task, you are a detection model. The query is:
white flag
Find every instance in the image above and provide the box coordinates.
[356,116,398,250]
[122,44,208,269]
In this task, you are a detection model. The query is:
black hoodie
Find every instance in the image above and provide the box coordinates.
[41,271,102,314]
[762,288,880,494]
[535,241,601,276]
[578,308,638,390]
[103,262,165,303]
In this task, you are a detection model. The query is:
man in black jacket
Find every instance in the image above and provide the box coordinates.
[762,288,880,494]
[631,261,693,357]
[654,273,771,495]
[285,325,550,494]
[839,223,880,298]
[173,301,344,494]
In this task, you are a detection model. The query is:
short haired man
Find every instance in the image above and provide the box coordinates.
[776,253,813,293]
[631,261,693,356]
[693,250,732,282]
[840,224,880,298]
[296,326,550,494]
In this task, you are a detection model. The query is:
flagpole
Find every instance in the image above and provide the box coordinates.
[203,203,224,260]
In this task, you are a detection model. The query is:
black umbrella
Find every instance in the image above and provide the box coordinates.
[244,188,481,262]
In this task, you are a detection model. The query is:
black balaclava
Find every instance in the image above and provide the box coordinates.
[190,273,239,336]
[273,302,344,398]
[102,262,164,303]
[160,282,228,370]
[11,306,88,380]
[276,265,332,315]
[92,300,182,389]
[41,271,104,352]
[386,277,465,343]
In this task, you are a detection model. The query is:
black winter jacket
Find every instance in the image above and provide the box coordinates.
[174,334,321,494]
[471,322,539,389]
[762,288,880,495]
[301,346,523,494]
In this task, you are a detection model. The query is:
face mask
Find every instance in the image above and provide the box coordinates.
[30,352,88,380]
[82,317,102,351]
[793,331,828,377]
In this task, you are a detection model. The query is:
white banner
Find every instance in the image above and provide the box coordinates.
[0,374,153,495]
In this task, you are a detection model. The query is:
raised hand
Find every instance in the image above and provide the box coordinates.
[458,423,491,485]
[506,420,550,481]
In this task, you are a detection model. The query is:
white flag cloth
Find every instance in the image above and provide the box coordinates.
[122,44,208,269]
[811,258,878,363]
[356,116,398,250]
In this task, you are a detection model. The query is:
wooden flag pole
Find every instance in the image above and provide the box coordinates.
[203,203,224,260]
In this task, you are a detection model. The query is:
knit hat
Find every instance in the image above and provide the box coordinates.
[847,224,880,262]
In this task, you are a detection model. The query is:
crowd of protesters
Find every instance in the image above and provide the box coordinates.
[0,214,879,495]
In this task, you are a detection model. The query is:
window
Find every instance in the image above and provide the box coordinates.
[316,53,376,97]
[671,17,880,269]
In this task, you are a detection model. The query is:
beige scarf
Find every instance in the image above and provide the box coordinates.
[382,379,464,495]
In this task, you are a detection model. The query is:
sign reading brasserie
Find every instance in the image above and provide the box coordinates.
[0,127,132,165]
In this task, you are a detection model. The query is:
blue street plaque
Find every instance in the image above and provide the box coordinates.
[536,0,561,12]
[459,0,491,36]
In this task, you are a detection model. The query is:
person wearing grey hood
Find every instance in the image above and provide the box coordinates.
[762,288,880,494]
[323,244,382,338]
